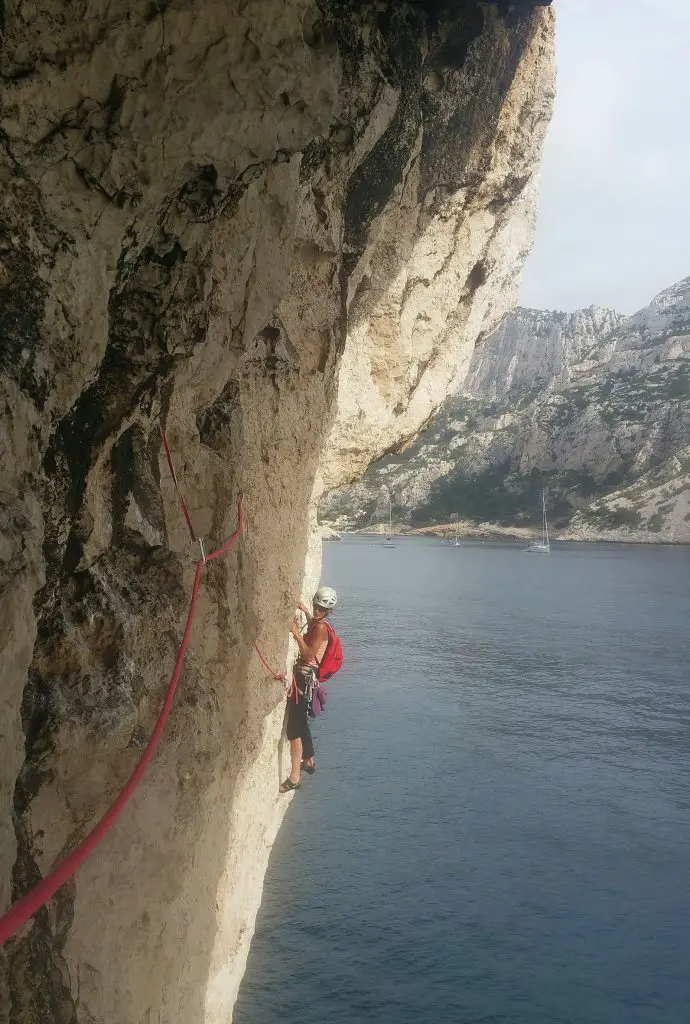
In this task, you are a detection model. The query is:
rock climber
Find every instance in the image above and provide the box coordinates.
[280,586,338,793]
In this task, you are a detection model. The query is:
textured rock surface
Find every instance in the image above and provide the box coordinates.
[0,2,554,1021]
[321,278,690,541]
[321,6,554,492]
[463,305,625,397]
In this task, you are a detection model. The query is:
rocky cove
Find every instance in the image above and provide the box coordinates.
[321,277,690,544]
[0,2,554,1021]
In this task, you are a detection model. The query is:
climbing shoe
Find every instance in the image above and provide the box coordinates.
[279,778,301,793]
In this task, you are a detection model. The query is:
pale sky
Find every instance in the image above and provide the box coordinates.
[519,0,690,315]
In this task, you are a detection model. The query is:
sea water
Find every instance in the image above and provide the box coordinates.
[235,538,690,1024]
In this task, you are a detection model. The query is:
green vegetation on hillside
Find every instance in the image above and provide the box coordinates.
[319,285,690,535]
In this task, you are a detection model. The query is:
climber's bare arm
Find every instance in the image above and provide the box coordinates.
[290,619,326,662]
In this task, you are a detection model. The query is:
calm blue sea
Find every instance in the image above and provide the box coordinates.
[235,538,690,1024]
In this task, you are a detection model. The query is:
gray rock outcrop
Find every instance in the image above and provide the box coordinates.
[0,2,554,1021]
[463,305,625,397]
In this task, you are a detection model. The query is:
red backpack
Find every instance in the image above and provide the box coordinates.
[318,620,343,682]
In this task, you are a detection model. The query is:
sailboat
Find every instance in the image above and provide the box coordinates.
[381,496,395,548]
[451,518,461,548]
[526,490,550,553]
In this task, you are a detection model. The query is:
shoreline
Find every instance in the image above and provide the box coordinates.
[324,523,690,547]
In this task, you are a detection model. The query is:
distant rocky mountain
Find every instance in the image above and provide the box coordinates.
[320,277,690,542]
[463,305,626,397]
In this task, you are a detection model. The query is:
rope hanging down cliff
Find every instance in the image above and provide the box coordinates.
[0,431,243,946]
[254,643,287,682]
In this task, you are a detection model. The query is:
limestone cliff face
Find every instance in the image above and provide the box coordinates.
[321,279,690,540]
[0,3,554,1021]
[321,5,554,491]
[463,305,625,397]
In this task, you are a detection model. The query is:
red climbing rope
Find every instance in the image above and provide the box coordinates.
[160,425,197,542]
[165,423,286,686]
[0,446,244,944]
[255,643,287,681]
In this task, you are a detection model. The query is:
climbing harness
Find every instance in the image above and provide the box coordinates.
[295,664,317,710]
[0,427,243,946]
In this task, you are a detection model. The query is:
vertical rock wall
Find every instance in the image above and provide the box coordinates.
[323,1,554,489]
[0,2,554,1020]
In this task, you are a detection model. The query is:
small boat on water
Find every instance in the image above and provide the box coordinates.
[381,496,395,548]
[450,519,461,548]
[526,490,550,554]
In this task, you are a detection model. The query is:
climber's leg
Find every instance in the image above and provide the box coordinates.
[290,737,303,784]
[301,721,315,767]
[284,695,308,788]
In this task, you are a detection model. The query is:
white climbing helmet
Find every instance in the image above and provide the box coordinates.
[314,586,337,610]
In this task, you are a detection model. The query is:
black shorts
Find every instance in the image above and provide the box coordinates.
[286,695,309,741]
